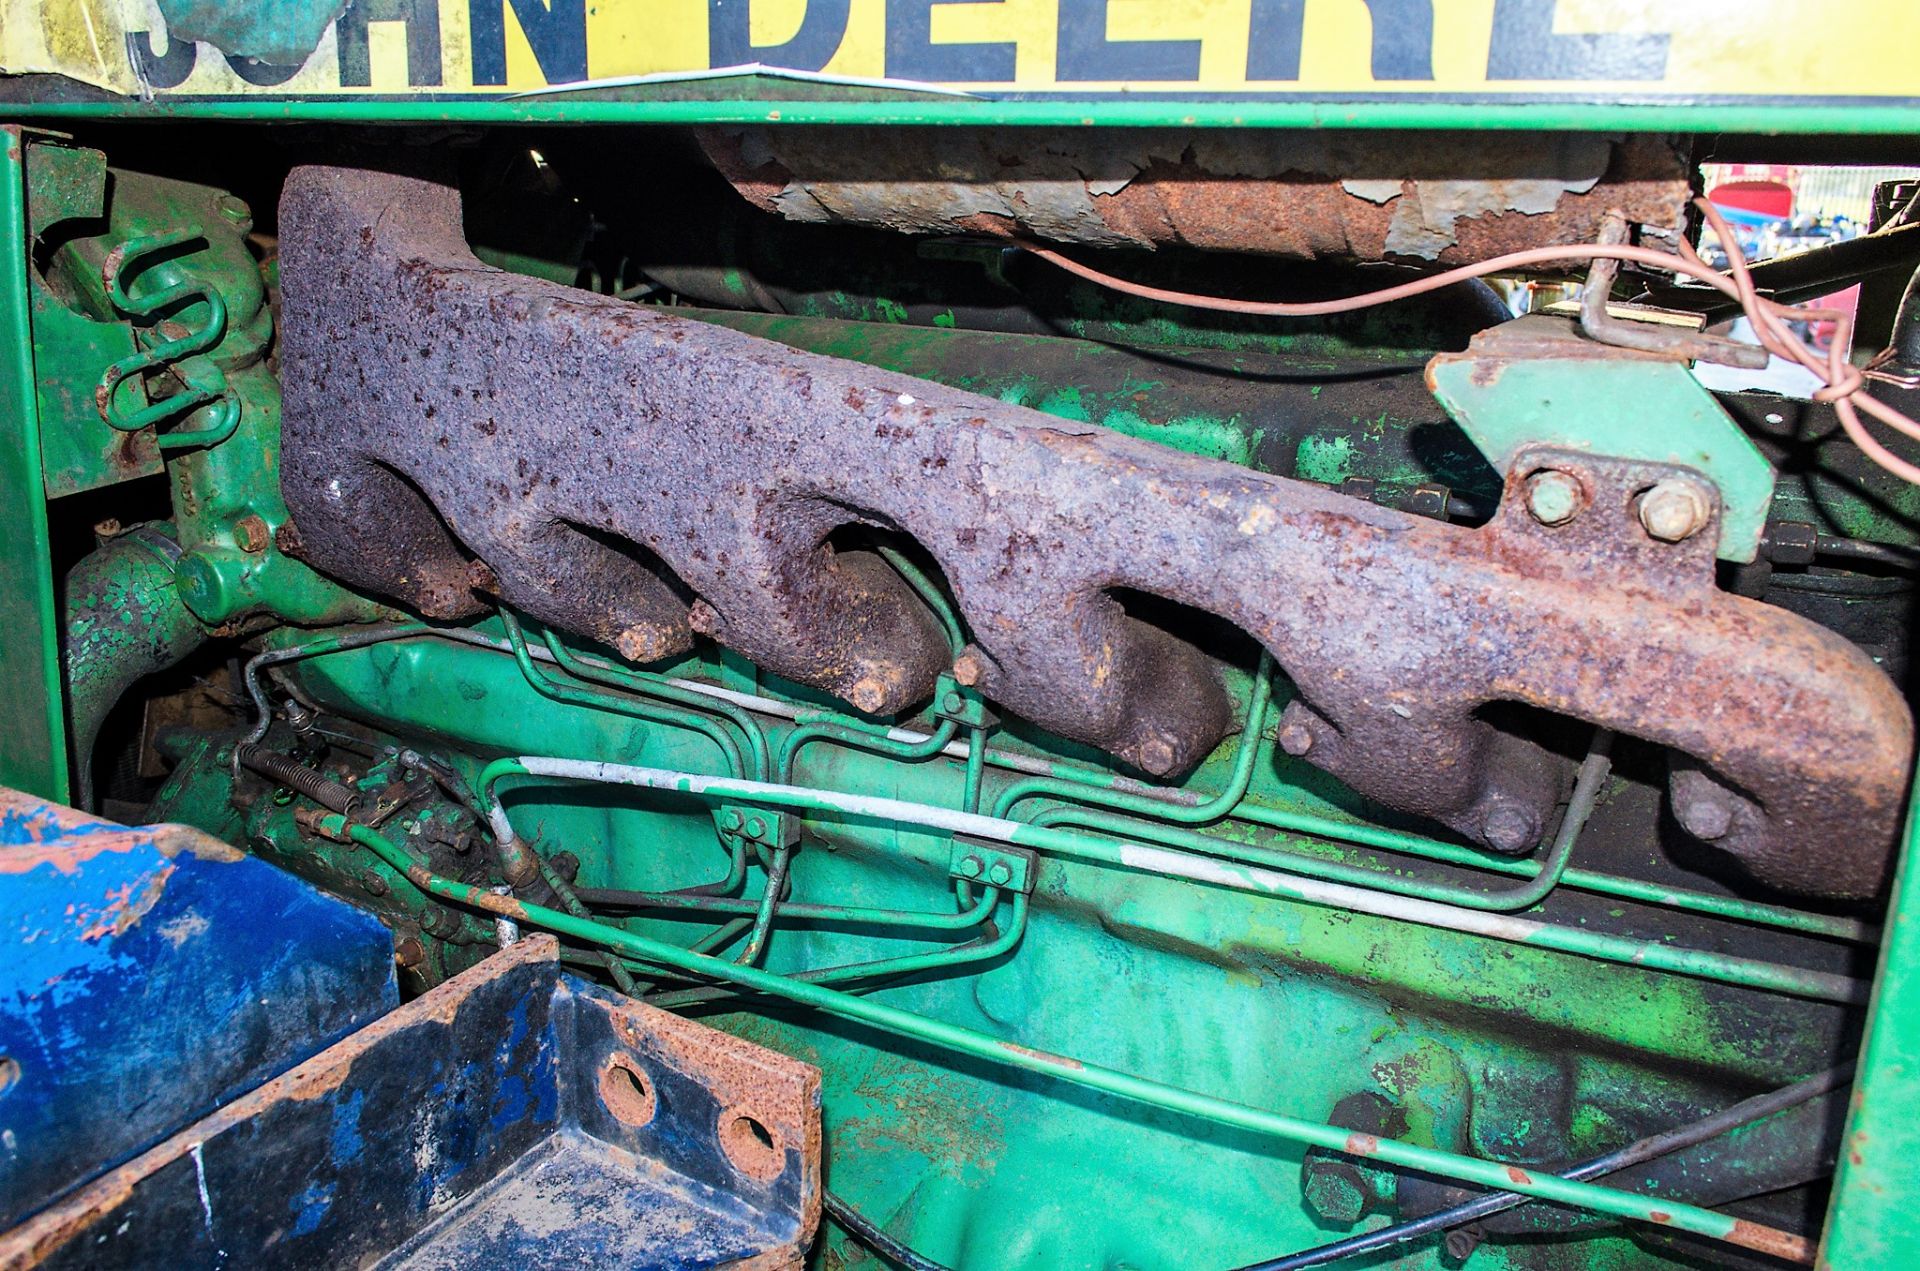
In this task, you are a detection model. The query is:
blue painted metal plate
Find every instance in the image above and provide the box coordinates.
[0,787,396,1229]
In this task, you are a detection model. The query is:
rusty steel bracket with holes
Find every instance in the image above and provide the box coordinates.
[0,936,822,1268]
[275,166,1912,898]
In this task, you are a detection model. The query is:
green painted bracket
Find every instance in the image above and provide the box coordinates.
[1427,316,1775,562]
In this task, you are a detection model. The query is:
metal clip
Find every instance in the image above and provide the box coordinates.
[1580,211,1770,370]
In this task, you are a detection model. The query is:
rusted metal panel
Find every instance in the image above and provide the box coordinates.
[0,935,822,1269]
[274,165,1910,897]
[698,128,1692,265]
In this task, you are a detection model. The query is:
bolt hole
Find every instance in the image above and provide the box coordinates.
[721,1109,784,1180]
[599,1056,656,1127]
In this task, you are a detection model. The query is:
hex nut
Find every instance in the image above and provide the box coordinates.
[958,854,985,879]
[986,860,1013,887]
[1638,480,1712,543]
[234,514,271,553]
[1302,1159,1370,1225]
[1523,470,1584,527]
[1279,722,1315,757]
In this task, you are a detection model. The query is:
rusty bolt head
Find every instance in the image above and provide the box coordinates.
[1137,736,1178,776]
[360,868,390,897]
[687,599,721,637]
[1482,802,1540,854]
[394,934,427,969]
[1444,1226,1485,1261]
[1638,480,1712,543]
[234,514,271,553]
[1672,771,1735,841]
[951,651,984,687]
[1523,470,1584,527]
[1301,1159,1370,1225]
[847,676,889,714]
[958,854,985,879]
[92,518,123,541]
[1279,722,1315,757]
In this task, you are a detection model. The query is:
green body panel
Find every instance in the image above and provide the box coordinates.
[0,128,69,799]
[1819,792,1920,1270]
[9,94,1920,135]
[24,141,159,499]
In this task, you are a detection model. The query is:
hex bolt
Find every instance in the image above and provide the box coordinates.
[986,860,1013,887]
[1482,802,1539,854]
[943,691,964,713]
[1444,1224,1486,1261]
[1301,1159,1370,1226]
[722,810,744,832]
[360,869,390,897]
[393,934,426,969]
[745,815,767,841]
[951,651,984,687]
[1278,722,1315,757]
[958,854,985,879]
[1638,480,1711,543]
[216,193,253,227]
[1523,470,1583,527]
[234,514,271,554]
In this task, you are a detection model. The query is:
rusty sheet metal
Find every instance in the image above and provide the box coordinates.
[275,165,1910,897]
[0,935,822,1269]
[697,128,1690,265]
[0,787,395,1234]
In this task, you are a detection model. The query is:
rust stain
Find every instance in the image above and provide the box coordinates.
[1344,1132,1380,1157]
[1001,1041,1084,1070]
[1504,1165,1534,1186]
[1729,1219,1814,1265]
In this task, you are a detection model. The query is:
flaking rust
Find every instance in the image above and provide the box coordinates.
[698,128,1690,265]
[276,165,1910,897]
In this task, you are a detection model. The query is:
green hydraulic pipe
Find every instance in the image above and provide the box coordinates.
[875,544,966,655]
[334,817,1804,1261]
[735,845,794,967]
[474,757,1865,1005]
[246,624,1871,943]
[499,610,748,778]
[577,882,1002,931]
[778,715,961,784]
[646,889,1028,1009]
[1036,731,1612,914]
[539,626,772,781]
[992,658,1275,822]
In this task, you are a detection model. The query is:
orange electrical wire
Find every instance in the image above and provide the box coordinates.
[1018,198,1920,485]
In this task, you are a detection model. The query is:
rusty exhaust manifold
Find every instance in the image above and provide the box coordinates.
[278,166,1912,899]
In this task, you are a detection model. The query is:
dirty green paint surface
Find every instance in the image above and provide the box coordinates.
[145,628,1853,1269]
[0,128,69,799]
